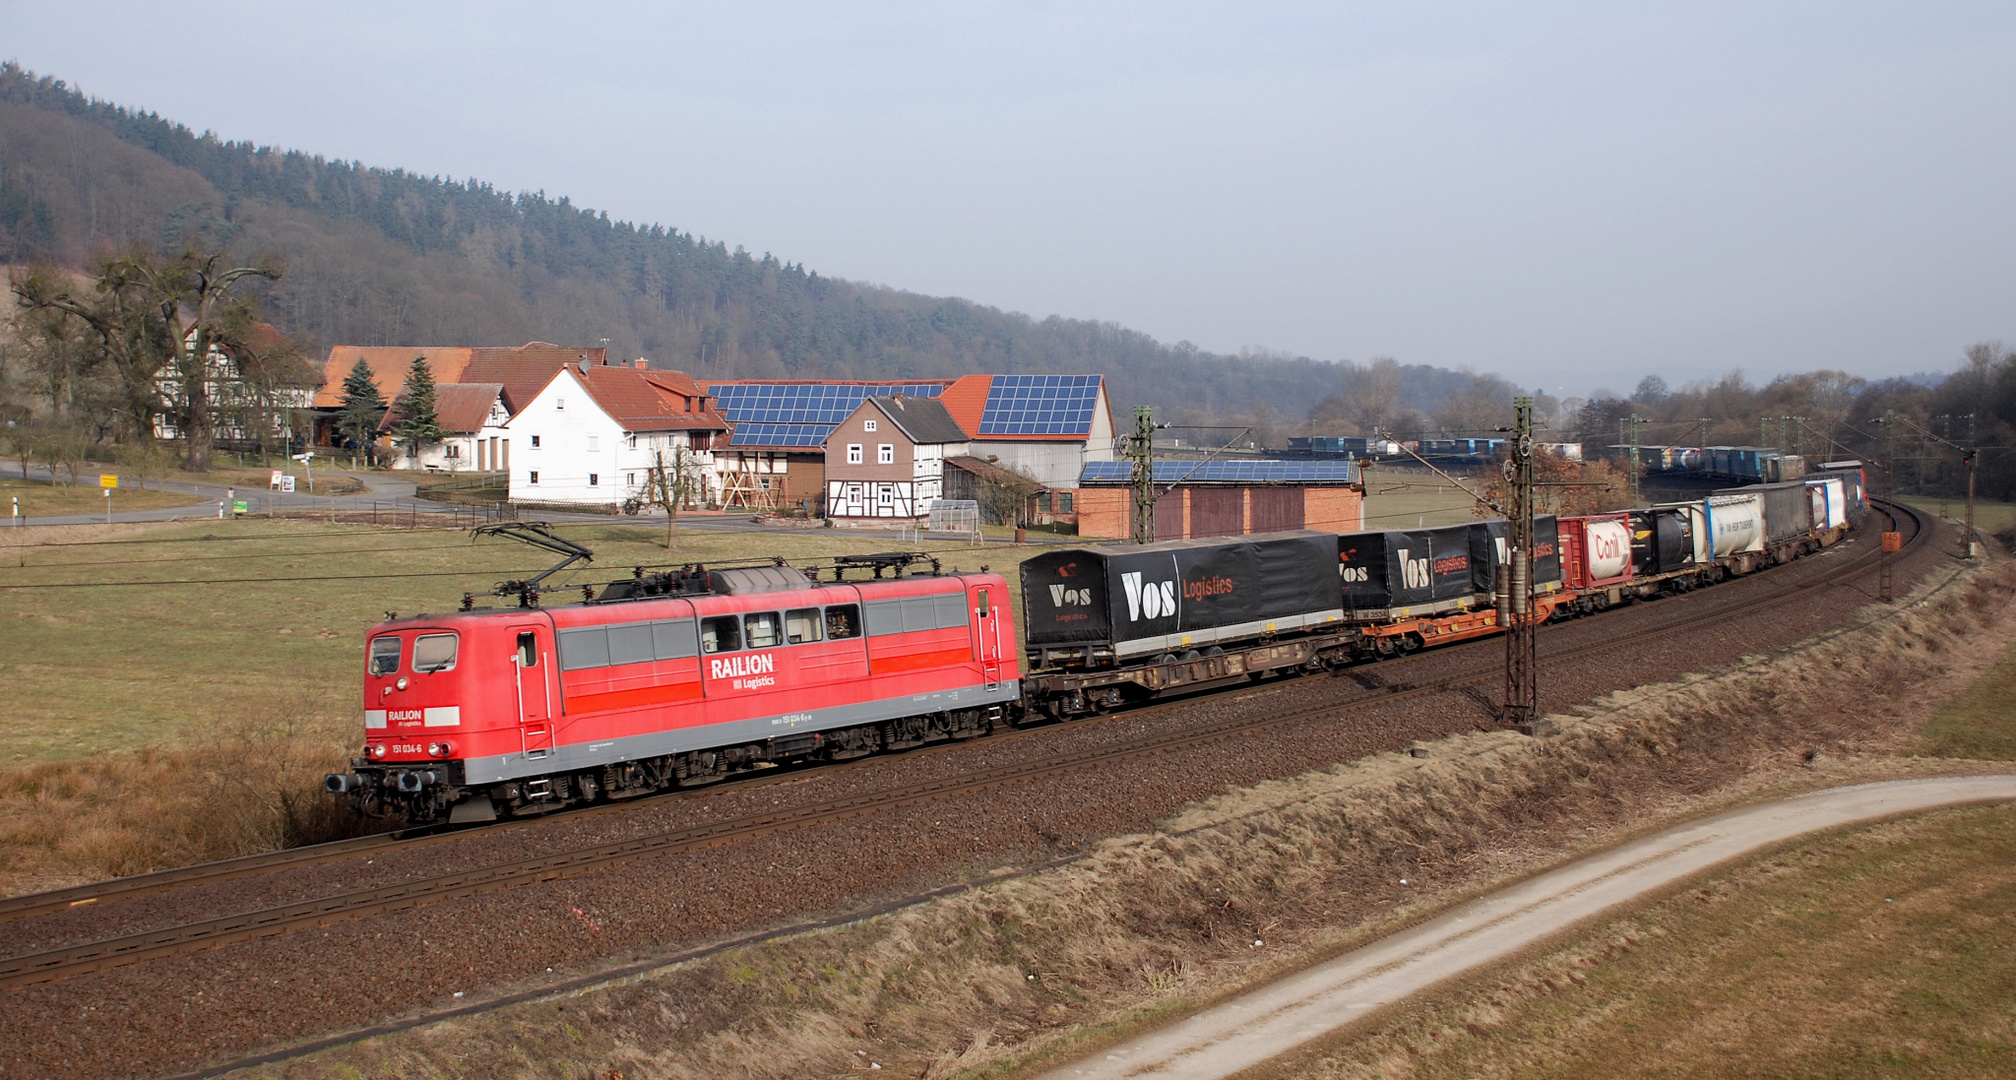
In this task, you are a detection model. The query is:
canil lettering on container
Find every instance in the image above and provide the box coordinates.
[711,652,776,680]
[1120,571,1178,621]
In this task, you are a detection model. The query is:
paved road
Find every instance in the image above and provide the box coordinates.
[2,462,1032,545]
[1039,775,2016,1080]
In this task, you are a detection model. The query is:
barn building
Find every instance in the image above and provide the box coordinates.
[1074,460,1365,540]
[308,341,605,467]
[703,380,953,512]
[705,373,1116,520]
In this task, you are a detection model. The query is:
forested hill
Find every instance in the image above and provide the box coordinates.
[0,62,1348,419]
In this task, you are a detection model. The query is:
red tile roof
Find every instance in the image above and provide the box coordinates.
[311,342,604,410]
[375,383,503,435]
[571,366,730,433]
[937,374,991,438]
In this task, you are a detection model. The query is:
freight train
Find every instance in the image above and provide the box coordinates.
[328,470,1869,825]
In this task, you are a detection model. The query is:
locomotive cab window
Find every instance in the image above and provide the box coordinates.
[701,616,742,654]
[824,604,860,640]
[978,589,991,617]
[368,636,402,675]
[516,631,538,668]
[744,611,782,649]
[785,608,823,644]
[412,633,458,673]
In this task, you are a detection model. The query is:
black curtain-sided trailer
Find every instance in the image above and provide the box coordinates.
[1022,531,1343,664]
[1021,530,1358,717]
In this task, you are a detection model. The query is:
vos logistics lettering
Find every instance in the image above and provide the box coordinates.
[1121,571,1177,621]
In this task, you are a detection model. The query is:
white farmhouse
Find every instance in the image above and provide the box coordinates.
[380,383,510,471]
[504,361,730,508]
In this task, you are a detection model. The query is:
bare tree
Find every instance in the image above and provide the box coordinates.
[13,248,280,470]
[644,445,708,549]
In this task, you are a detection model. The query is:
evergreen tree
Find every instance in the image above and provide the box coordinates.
[392,355,444,461]
[336,358,385,466]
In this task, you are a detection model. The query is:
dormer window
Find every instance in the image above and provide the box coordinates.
[863,419,877,432]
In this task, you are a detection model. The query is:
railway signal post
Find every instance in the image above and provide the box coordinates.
[1502,396,1542,732]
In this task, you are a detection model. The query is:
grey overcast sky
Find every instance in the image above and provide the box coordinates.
[5,1,2014,394]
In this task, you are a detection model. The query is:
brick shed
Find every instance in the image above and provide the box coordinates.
[1075,460,1365,540]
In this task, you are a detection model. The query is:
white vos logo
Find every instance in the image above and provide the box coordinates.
[1048,584,1093,607]
[1397,548,1431,590]
[1120,571,1177,621]
[1339,565,1370,583]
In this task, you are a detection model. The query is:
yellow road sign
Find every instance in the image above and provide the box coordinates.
[99,474,118,488]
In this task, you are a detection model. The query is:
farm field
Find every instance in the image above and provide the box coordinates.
[0,518,1035,766]
[1,476,206,518]
[1359,476,1488,529]
[1265,802,2016,1080]
[1901,495,2016,541]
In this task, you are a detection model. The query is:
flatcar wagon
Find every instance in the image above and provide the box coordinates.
[328,561,1018,824]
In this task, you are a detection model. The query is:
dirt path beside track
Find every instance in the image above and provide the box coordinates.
[1039,775,2016,1080]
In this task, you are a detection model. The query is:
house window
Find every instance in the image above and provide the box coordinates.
[626,433,637,449]
[1037,492,1051,513]
[864,419,877,432]
[878,486,893,506]
[529,471,540,484]
[626,472,636,487]
[878,444,894,464]
[847,483,862,502]
[531,435,542,448]
[589,473,599,487]
[556,397,565,411]
[445,444,459,458]
[588,435,599,453]
[1058,491,1073,513]
[846,444,863,464]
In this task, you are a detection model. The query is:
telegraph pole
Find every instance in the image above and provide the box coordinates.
[1964,413,1979,558]
[1130,405,1157,544]
[1502,396,1541,732]
[1620,413,1636,505]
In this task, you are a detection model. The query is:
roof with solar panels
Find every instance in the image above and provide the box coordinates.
[703,373,1111,450]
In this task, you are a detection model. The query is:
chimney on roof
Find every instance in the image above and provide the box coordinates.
[579,358,590,376]
[633,358,649,370]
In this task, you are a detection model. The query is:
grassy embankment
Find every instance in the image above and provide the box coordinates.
[1262,585,2016,1080]
[1263,802,2016,1080]
[0,518,1039,893]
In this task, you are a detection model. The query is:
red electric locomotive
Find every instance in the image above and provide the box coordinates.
[328,554,1018,824]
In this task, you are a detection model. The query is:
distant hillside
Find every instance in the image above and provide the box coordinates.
[0,62,1359,421]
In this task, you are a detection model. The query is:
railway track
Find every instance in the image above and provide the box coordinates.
[0,501,1927,992]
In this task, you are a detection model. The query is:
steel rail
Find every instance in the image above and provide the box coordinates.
[0,501,1925,991]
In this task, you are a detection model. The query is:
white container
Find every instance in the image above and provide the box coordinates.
[1706,494,1765,557]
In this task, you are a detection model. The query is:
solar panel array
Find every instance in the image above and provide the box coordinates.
[978,374,1102,436]
[711,383,948,447]
[1079,460,1362,484]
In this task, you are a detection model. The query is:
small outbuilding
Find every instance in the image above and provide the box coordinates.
[1074,459,1365,540]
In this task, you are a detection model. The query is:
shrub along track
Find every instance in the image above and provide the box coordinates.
[0,503,1940,1078]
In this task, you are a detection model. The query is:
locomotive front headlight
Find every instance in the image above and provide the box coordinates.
[369,744,387,759]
